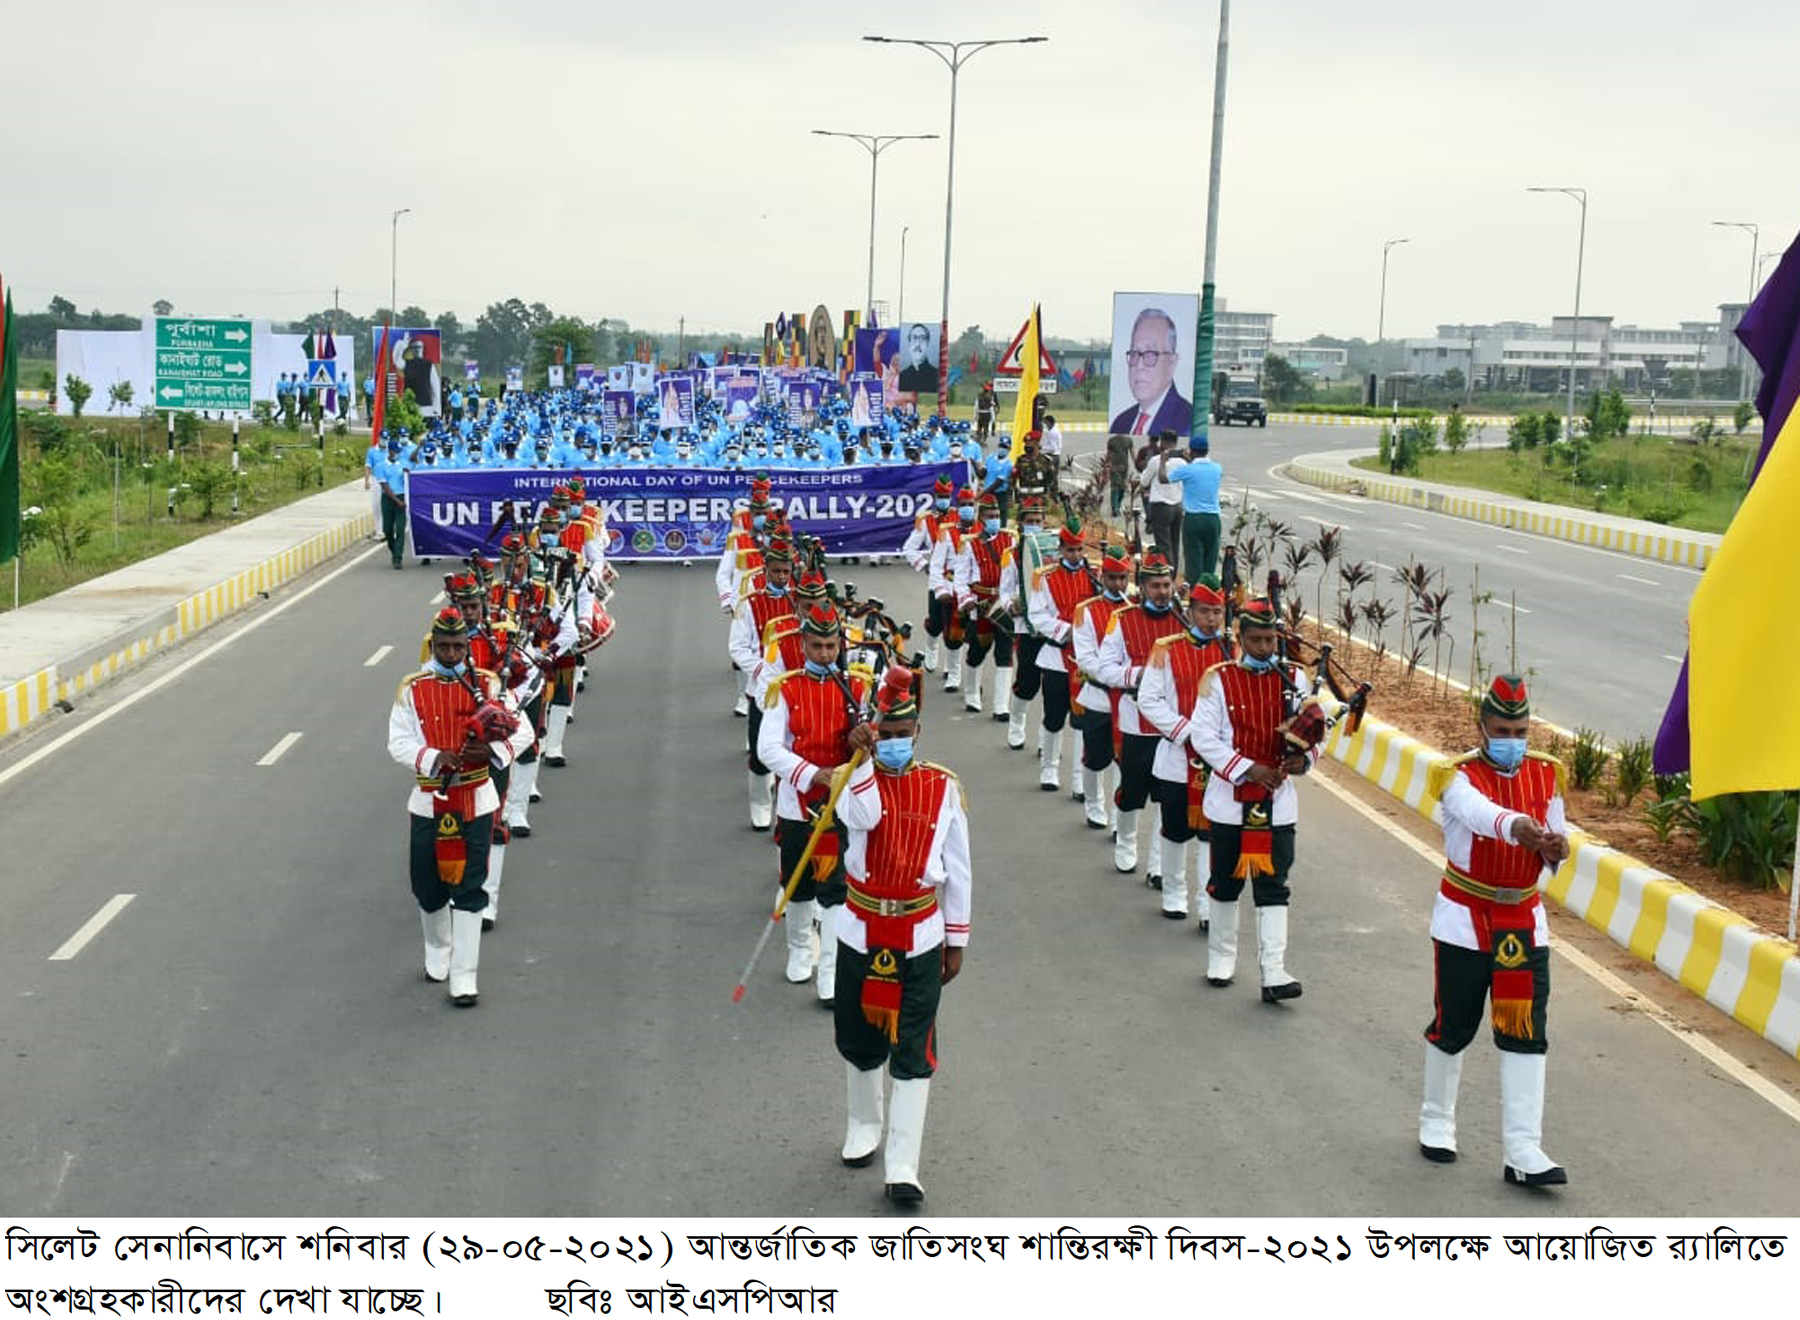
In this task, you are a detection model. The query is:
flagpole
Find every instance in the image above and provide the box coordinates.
[1190,0,1230,455]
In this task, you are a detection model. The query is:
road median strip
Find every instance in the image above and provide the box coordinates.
[1320,708,1800,1060]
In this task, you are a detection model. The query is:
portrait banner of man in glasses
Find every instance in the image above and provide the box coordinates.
[1108,292,1196,439]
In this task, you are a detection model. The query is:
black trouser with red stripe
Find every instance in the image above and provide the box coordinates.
[1425,935,1550,1055]
[834,943,944,1079]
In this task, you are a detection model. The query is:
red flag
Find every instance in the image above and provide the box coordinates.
[968,349,979,372]
[370,324,392,439]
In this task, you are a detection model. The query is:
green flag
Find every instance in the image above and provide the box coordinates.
[0,280,19,564]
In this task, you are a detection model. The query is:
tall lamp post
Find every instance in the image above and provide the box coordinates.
[811,130,937,326]
[1376,237,1410,406]
[898,225,910,324]
[389,208,411,321]
[1528,186,1586,442]
[864,34,1048,412]
[1712,220,1759,402]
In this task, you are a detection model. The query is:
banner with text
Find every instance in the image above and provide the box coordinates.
[405,462,967,561]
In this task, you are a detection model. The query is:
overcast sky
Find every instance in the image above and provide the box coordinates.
[6,0,1798,346]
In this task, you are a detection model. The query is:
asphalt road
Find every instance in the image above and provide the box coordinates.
[1058,422,1693,742]
[0,541,1795,1219]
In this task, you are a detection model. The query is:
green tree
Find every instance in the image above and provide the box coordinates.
[1733,400,1755,434]
[152,299,173,317]
[530,317,596,381]
[1261,353,1303,404]
[1442,367,1465,395]
[63,373,92,418]
[1443,409,1469,453]
[26,453,95,566]
[48,295,77,321]
[1508,412,1541,452]
[107,380,135,414]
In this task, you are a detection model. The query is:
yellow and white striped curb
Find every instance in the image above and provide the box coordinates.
[16,389,48,403]
[1286,459,1716,570]
[1321,711,1800,1059]
[2,512,374,739]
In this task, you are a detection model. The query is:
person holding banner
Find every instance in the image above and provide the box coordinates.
[756,601,876,1003]
[832,666,971,1206]
[949,494,1016,717]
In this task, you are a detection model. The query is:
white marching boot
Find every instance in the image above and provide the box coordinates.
[1159,837,1189,916]
[733,669,750,716]
[1194,841,1212,931]
[1419,1043,1464,1164]
[1006,695,1027,749]
[1082,769,1108,829]
[783,897,819,983]
[482,842,506,930]
[1256,905,1303,1002]
[989,665,1010,720]
[543,704,571,766]
[747,770,774,831]
[1206,899,1239,985]
[1500,1052,1567,1186]
[1038,727,1063,791]
[420,906,452,983]
[842,1063,885,1166]
[942,650,963,692]
[1113,809,1140,873]
[815,903,839,1005]
[923,637,940,673]
[883,1077,932,1204]
[448,907,483,1006]
[506,761,536,836]
[963,664,983,713]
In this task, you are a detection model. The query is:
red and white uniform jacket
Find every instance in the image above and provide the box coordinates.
[928,522,970,599]
[837,757,973,957]
[1427,752,1566,952]
[728,586,797,681]
[1188,659,1317,826]
[1070,593,1126,711]
[902,509,948,574]
[1094,604,1190,739]
[951,531,1015,615]
[387,666,518,819]
[1027,561,1097,674]
[756,668,872,823]
[1134,631,1233,781]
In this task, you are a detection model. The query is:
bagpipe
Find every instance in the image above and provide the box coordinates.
[835,582,920,679]
[1261,568,1372,754]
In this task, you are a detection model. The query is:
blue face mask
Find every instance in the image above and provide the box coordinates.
[1242,652,1278,673]
[1486,736,1528,771]
[1144,598,1173,614]
[934,497,950,511]
[427,658,467,678]
[804,658,834,679]
[1102,588,1124,602]
[983,518,1001,535]
[753,514,767,531]
[957,507,975,524]
[874,737,914,770]
[766,583,788,597]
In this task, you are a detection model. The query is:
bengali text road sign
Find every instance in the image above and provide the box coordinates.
[154,317,253,411]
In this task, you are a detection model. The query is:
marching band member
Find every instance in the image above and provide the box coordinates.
[949,493,1016,716]
[729,537,799,831]
[1025,521,1098,793]
[927,486,976,695]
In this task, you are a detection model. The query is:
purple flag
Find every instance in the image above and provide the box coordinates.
[1655,226,1800,775]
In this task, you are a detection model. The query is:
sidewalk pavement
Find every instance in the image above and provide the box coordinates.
[1286,447,1721,570]
[2,481,374,739]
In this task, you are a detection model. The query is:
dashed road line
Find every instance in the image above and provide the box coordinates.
[49,895,136,962]
[364,645,394,667]
[256,732,304,766]
[1619,573,1660,587]
[1495,544,1529,555]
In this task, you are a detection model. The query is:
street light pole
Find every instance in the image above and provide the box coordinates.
[811,130,937,327]
[898,226,910,324]
[864,34,1048,412]
[1713,220,1759,402]
[389,207,411,320]
[1529,186,1586,442]
[1376,237,1410,406]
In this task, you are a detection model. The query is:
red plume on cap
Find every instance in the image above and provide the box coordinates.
[957,486,977,504]
[1238,597,1278,626]
[1057,525,1084,550]
[800,602,841,636]
[501,533,526,552]
[875,665,919,721]
[978,492,1000,512]
[1101,545,1133,574]
[430,606,469,637]
[1139,551,1174,578]
[1482,673,1531,718]
[934,474,954,494]
[1026,428,1043,441]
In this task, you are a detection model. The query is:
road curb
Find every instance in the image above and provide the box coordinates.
[1284,456,1717,570]
[2,508,374,740]
[1321,710,1800,1060]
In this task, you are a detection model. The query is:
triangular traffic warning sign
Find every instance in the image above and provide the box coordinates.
[306,360,336,388]
[994,316,1058,377]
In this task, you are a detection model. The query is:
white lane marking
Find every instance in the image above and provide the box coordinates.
[256,732,304,766]
[1401,522,1426,531]
[49,895,136,962]
[1494,543,1529,555]
[1308,768,1800,1129]
[1370,561,1396,572]
[430,591,445,605]
[363,645,394,667]
[1619,573,1660,587]
[0,546,383,793]
[1492,599,1532,614]
[1664,654,1685,664]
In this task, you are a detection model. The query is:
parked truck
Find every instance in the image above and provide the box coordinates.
[1211,369,1267,427]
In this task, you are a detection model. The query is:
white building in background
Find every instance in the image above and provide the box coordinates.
[1270,342,1348,381]
[1214,302,1275,371]
[1400,306,1743,394]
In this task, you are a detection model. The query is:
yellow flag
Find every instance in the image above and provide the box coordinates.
[1689,397,1800,798]
[1008,305,1041,461]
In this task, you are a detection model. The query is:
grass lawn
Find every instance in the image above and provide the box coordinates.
[1351,432,1756,534]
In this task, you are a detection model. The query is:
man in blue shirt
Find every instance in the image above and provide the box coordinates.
[1157,433,1224,583]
